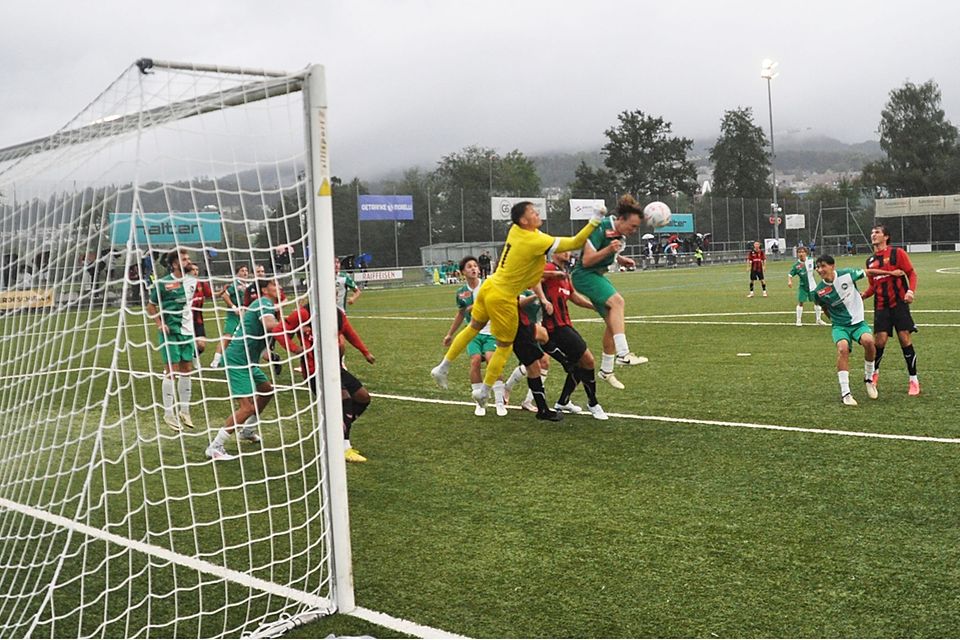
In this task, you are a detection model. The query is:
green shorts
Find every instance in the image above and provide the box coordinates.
[832,321,872,346]
[225,350,268,397]
[467,333,497,357]
[797,289,816,304]
[224,313,241,339]
[571,270,617,318]
[158,330,196,364]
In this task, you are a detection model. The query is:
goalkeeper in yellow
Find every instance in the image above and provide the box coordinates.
[431,200,604,409]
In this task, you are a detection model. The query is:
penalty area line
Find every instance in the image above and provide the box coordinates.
[372,392,960,445]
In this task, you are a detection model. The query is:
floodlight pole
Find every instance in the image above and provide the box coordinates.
[762,59,781,253]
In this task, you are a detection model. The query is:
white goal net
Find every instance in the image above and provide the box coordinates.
[0,59,352,638]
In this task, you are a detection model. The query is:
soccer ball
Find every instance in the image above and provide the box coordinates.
[643,201,672,228]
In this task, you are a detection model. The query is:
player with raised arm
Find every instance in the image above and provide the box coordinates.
[210,264,248,369]
[205,277,281,461]
[431,201,604,410]
[747,241,767,297]
[571,195,648,391]
[272,303,376,462]
[787,245,827,326]
[542,250,608,420]
[146,249,198,431]
[862,224,922,396]
[443,256,507,417]
[813,254,904,406]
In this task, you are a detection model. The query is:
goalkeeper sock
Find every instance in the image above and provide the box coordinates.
[177,375,192,416]
[482,344,513,387]
[162,375,176,416]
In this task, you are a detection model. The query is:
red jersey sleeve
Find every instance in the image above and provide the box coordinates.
[339,311,371,357]
[272,307,309,353]
[897,248,918,291]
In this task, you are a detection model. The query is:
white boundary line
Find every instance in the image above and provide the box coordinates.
[371,392,960,445]
[349,606,468,639]
[935,267,960,274]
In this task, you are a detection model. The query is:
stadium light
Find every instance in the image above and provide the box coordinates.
[761,58,781,250]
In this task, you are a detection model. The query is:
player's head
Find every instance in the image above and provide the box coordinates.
[190,263,201,276]
[334,256,341,271]
[815,254,836,279]
[236,265,249,279]
[871,224,891,247]
[614,195,644,235]
[166,249,191,275]
[510,201,541,229]
[753,241,761,251]
[797,245,808,259]
[552,250,571,265]
[255,264,266,277]
[459,255,479,278]
[258,276,279,301]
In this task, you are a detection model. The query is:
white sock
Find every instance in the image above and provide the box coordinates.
[213,428,230,447]
[505,366,525,391]
[613,333,629,356]
[796,305,803,323]
[162,375,176,416]
[524,389,534,403]
[344,439,352,451]
[814,305,823,319]
[211,352,222,367]
[864,360,875,382]
[437,359,451,374]
[601,352,615,373]
[493,380,505,404]
[540,369,548,382]
[177,375,192,416]
[192,357,201,369]
[838,370,851,396]
[243,414,258,431]
[909,374,919,383]
[471,382,483,393]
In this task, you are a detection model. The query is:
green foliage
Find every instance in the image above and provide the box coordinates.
[599,110,698,198]
[861,80,960,196]
[569,160,618,199]
[709,107,771,198]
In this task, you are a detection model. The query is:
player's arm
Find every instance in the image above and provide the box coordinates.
[898,249,918,301]
[272,309,304,354]
[260,309,279,332]
[861,278,875,300]
[569,288,595,311]
[864,267,904,278]
[518,293,538,307]
[531,282,553,317]
[551,212,604,253]
[580,237,623,268]
[443,309,467,347]
[346,278,361,305]
[221,287,239,313]
[146,287,167,334]
[341,313,375,363]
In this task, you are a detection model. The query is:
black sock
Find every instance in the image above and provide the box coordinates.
[557,373,578,406]
[527,376,549,413]
[750,282,754,291]
[342,397,355,440]
[577,367,599,406]
[875,345,885,371]
[761,283,766,291]
[902,344,918,376]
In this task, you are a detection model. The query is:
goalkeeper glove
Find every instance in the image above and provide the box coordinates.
[590,205,607,224]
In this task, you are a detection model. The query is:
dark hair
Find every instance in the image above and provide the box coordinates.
[871,223,891,241]
[815,254,836,266]
[459,255,478,272]
[257,277,277,293]
[510,201,533,225]
[616,194,644,218]
[165,249,187,269]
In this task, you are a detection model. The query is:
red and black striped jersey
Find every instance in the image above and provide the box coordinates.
[863,246,917,309]
[747,250,765,271]
[541,262,573,331]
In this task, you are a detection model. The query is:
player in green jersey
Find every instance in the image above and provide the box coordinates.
[813,254,904,406]
[147,249,198,431]
[787,245,827,326]
[335,256,361,312]
[210,264,248,369]
[571,194,648,390]
[205,277,281,461]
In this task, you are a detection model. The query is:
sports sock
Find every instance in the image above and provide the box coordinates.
[213,428,230,447]
[600,352,615,373]
[874,345,885,371]
[505,366,526,391]
[527,376,549,413]
[434,358,452,376]
[482,344,513,386]
[211,352,222,367]
[471,382,483,396]
[796,305,803,324]
[444,325,481,363]
[177,375,192,415]
[577,367,599,406]
[613,333,629,356]
[493,380,505,404]
[162,375,176,416]
[864,359,875,382]
[902,344,918,377]
[749,283,755,292]
[353,398,369,418]
[558,373,578,406]
[761,283,767,291]
[838,370,851,396]
[814,305,823,319]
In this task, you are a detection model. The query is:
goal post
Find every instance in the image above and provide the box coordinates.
[0,59,353,637]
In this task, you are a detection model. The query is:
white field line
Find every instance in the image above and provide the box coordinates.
[372,392,960,445]
[349,606,468,639]
[935,267,960,274]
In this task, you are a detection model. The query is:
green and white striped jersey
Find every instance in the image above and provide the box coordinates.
[789,257,817,292]
[813,268,866,326]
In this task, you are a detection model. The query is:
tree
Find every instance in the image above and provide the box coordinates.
[600,110,698,198]
[568,161,618,199]
[430,145,540,244]
[861,80,960,196]
[709,107,771,198]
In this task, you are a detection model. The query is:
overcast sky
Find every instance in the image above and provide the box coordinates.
[2,0,959,177]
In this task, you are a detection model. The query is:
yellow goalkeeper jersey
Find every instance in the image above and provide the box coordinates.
[487,220,597,295]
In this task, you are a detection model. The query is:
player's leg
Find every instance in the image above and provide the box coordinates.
[748,270,756,296]
[478,293,519,394]
[341,370,367,462]
[510,321,560,421]
[894,303,920,394]
[760,273,767,296]
[175,355,195,429]
[432,292,488,388]
[211,314,238,368]
[158,331,181,431]
[468,344,487,416]
[834,331,856,405]
[795,290,805,326]
[208,395,254,461]
[858,327,878,399]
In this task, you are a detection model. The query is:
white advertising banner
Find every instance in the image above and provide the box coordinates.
[785,214,805,230]
[491,197,548,220]
[569,198,606,220]
[876,194,960,217]
[353,269,403,282]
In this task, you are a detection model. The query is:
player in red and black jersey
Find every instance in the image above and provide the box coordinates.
[747,241,767,297]
[189,263,214,355]
[861,224,921,395]
[541,251,608,420]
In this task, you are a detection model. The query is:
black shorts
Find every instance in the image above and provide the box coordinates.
[543,325,587,370]
[874,304,917,335]
[340,367,364,396]
[194,322,206,338]
[512,322,544,367]
[750,269,765,281]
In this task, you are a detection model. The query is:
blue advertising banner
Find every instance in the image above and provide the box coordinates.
[657,213,694,234]
[110,212,222,246]
[358,195,414,221]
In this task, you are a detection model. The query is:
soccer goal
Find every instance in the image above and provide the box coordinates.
[0,59,353,637]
